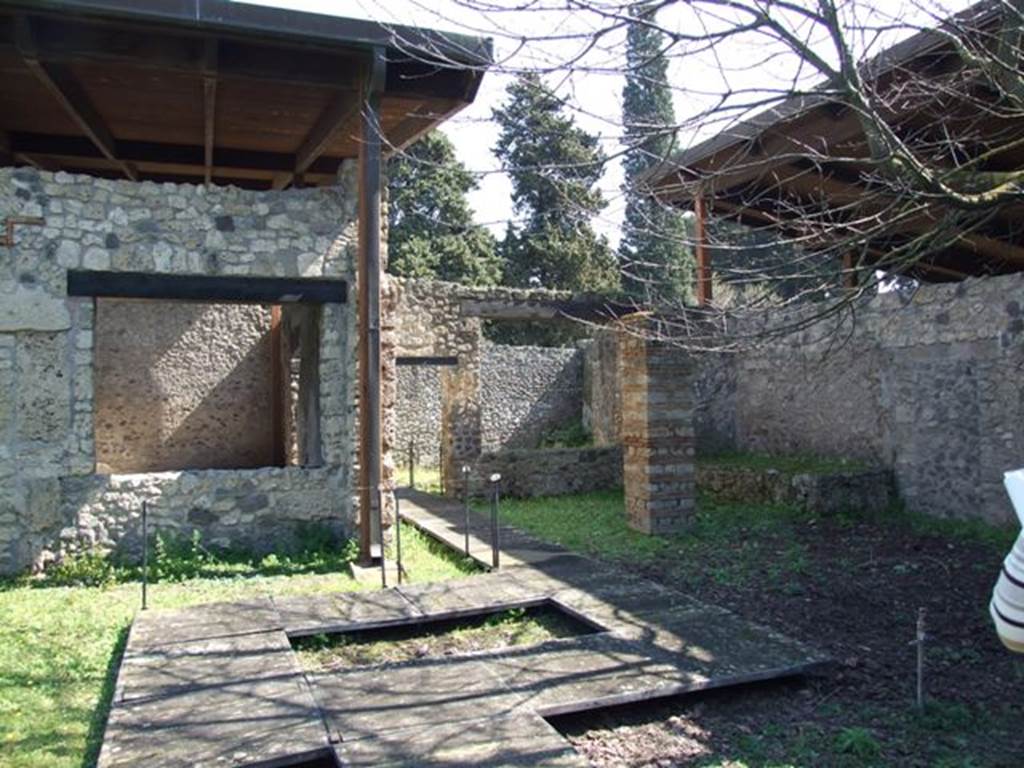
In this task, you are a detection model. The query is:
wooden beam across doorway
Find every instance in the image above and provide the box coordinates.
[67,270,347,304]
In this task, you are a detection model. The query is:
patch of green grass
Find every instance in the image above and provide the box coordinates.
[538,420,592,448]
[400,464,444,495]
[489,490,814,590]
[699,451,872,475]
[0,523,469,768]
[883,502,1018,553]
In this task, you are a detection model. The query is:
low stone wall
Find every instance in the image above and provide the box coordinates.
[472,446,622,498]
[38,467,347,567]
[698,464,894,516]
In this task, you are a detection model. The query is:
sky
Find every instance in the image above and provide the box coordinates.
[236,0,970,247]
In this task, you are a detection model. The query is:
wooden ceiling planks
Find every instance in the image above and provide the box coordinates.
[0,0,490,187]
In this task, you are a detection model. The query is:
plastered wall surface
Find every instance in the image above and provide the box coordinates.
[94,299,275,472]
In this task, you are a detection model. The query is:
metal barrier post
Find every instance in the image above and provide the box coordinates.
[378,488,387,589]
[141,501,149,611]
[394,493,403,585]
[489,473,501,570]
[461,465,471,556]
[408,440,415,489]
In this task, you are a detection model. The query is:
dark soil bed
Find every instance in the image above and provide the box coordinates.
[539,507,1022,766]
[293,606,591,671]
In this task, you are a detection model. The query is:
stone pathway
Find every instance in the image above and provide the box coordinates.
[99,490,828,767]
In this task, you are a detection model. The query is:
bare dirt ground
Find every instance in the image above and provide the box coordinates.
[549,515,1022,767]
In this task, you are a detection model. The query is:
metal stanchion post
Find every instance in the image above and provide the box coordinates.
[141,501,149,611]
[394,493,403,585]
[439,444,445,495]
[408,440,415,489]
[489,473,501,570]
[378,488,387,589]
[461,465,471,556]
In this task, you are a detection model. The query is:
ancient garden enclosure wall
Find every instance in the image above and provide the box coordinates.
[692,273,1024,525]
[396,342,584,465]
[0,167,359,574]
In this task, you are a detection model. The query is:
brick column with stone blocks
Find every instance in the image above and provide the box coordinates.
[618,326,696,534]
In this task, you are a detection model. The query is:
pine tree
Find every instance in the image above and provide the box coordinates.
[619,2,693,305]
[386,130,500,285]
[492,74,619,293]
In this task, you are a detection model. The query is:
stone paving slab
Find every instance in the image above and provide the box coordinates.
[99,672,329,768]
[273,589,423,637]
[117,629,298,704]
[100,489,827,767]
[395,571,545,618]
[129,597,282,649]
[313,656,529,742]
[336,713,588,767]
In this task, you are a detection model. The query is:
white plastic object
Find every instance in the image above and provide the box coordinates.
[990,469,1024,653]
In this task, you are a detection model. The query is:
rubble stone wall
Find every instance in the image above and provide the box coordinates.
[0,166,359,573]
[692,273,1024,525]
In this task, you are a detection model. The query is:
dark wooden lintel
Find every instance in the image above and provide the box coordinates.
[396,355,459,367]
[67,270,347,304]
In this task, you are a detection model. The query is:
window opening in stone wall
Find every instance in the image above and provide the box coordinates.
[93,298,322,473]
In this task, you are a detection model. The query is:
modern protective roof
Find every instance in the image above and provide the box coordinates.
[0,0,492,188]
[645,0,1023,282]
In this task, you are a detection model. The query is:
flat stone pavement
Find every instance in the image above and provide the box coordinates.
[98,490,828,767]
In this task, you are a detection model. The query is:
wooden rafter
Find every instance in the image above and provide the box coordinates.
[274,86,363,190]
[15,17,136,181]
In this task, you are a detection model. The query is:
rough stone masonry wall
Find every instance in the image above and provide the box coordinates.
[395,343,584,466]
[474,446,622,498]
[693,272,1024,525]
[0,166,358,573]
[94,299,275,472]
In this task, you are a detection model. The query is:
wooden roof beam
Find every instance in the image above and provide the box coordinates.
[15,17,136,181]
[274,78,364,190]
[0,131,10,165]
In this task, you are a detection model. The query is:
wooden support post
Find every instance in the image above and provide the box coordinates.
[842,252,858,289]
[357,49,386,565]
[694,192,712,307]
[202,38,218,186]
[269,305,285,467]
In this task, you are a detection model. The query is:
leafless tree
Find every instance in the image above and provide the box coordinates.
[376,0,1024,349]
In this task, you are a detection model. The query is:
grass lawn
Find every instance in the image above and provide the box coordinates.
[0,524,473,768]
[489,490,1023,767]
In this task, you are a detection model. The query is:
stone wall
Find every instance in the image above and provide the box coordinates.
[94,299,275,472]
[473,446,622,498]
[480,344,582,452]
[581,330,621,446]
[697,463,893,516]
[0,166,359,574]
[395,342,584,466]
[693,273,1024,525]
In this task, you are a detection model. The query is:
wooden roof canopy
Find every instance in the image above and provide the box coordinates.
[0,0,492,189]
[646,1,1024,284]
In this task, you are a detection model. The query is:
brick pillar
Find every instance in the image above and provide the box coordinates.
[619,325,695,534]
